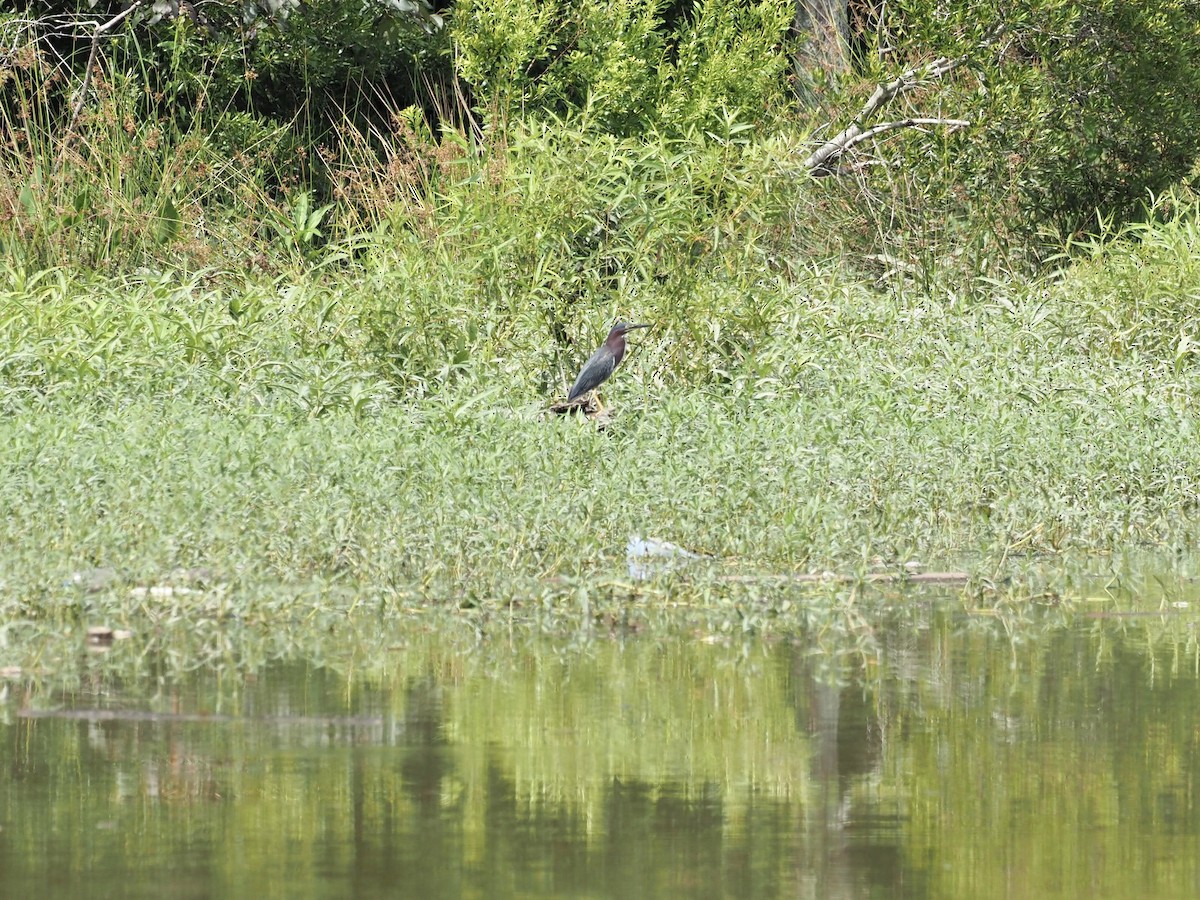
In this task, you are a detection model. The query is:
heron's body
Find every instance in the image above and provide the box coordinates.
[567,321,649,402]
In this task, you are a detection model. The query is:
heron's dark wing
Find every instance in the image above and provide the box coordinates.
[567,347,617,401]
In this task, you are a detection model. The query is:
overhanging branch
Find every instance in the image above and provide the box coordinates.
[804,26,1004,177]
[838,116,970,154]
[66,0,148,136]
[804,56,965,175]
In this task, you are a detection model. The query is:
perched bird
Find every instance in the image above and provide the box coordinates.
[567,321,650,403]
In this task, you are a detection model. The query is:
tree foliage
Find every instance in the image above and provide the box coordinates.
[4,0,1200,272]
[451,0,794,134]
[822,1,1200,242]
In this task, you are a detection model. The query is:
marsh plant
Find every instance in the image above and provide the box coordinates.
[1,1,1200,664]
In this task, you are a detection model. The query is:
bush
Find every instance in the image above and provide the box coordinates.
[350,115,796,396]
[451,0,794,135]
[1029,3,1200,236]
[1059,190,1200,364]
[828,0,1200,262]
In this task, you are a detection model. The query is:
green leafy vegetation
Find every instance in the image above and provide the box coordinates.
[7,12,1200,897]
[2,1,1200,649]
[3,222,1200,640]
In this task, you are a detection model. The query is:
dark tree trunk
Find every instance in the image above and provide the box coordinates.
[792,0,851,105]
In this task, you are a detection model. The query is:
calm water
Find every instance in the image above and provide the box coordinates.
[2,606,1199,899]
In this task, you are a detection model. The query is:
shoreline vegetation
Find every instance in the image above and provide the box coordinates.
[2,2,1200,674]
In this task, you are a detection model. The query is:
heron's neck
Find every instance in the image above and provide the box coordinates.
[606,336,626,364]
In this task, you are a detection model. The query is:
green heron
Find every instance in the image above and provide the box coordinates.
[567,321,650,403]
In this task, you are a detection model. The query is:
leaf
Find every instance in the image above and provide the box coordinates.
[18,184,38,219]
[154,198,181,245]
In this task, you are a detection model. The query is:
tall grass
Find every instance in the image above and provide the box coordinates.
[1052,190,1200,365]
[327,109,809,396]
[0,38,312,273]
[1,15,1056,322]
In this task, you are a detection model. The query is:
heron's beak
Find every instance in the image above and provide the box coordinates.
[626,323,650,330]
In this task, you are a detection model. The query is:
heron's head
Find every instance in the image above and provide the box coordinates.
[609,321,650,338]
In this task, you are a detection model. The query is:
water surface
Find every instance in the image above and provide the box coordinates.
[2,604,1199,898]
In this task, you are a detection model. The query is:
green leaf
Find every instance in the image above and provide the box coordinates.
[18,184,38,219]
[154,198,181,245]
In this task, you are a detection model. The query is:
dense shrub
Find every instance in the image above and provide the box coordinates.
[351,116,795,395]
[822,0,1200,265]
[452,0,794,134]
[4,0,1200,279]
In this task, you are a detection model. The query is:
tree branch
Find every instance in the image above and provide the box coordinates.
[804,25,1005,177]
[65,0,148,137]
[842,116,969,151]
[804,55,964,175]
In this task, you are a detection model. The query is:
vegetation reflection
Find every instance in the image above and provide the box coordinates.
[4,605,1200,897]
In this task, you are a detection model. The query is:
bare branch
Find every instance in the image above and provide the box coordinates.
[804,25,1005,177]
[841,115,969,154]
[855,55,962,127]
[804,55,964,175]
[66,0,149,137]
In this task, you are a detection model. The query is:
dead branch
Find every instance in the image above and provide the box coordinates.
[804,25,1005,176]
[842,116,970,151]
[804,55,964,175]
[65,0,148,137]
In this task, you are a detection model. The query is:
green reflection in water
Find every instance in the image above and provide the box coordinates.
[2,610,1199,899]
